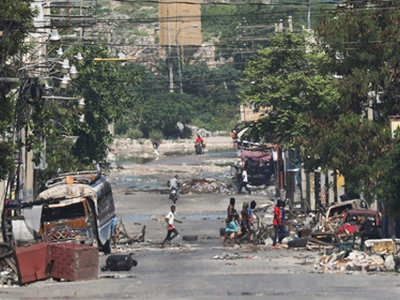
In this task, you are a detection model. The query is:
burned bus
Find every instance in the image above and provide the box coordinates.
[17,171,116,254]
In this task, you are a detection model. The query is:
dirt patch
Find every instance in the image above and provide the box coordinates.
[112,136,234,158]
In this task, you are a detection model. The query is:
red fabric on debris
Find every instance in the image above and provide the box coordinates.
[241,149,272,162]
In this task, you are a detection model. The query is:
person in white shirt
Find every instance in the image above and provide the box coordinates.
[160,205,182,248]
[238,167,251,194]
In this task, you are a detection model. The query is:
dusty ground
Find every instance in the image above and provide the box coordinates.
[112,136,235,159]
[6,190,400,299]
[3,142,400,299]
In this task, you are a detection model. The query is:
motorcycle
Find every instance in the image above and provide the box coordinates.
[194,142,203,155]
[169,187,179,203]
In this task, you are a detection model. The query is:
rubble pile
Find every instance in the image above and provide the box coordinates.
[317,239,400,274]
[246,197,400,276]
[180,178,233,194]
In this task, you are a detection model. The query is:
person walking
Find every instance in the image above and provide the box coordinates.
[160,205,182,248]
[272,199,283,249]
[222,197,239,246]
[248,200,257,240]
[222,217,239,247]
[239,202,251,243]
[278,200,288,244]
[227,197,238,219]
[238,166,251,195]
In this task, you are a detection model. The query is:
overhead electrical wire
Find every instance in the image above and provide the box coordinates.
[36,1,400,26]
[30,1,400,87]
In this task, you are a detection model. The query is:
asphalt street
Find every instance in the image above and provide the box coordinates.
[2,152,400,299]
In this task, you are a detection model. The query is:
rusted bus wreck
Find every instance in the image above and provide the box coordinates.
[13,171,116,254]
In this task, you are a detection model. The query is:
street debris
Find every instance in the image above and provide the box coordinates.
[212,253,259,260]
[112,219,146,247]
[255,199,400,274]
[220,195,400,274]
[10,242,99,285]
[180,178,233,194]
[0,217,142,286]
[316,249,400,274]
[101,253,137,272]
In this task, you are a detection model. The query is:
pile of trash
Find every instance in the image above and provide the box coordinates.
[180,178,233,194]
[316,239,400,274]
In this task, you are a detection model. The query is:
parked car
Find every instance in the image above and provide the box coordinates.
[336,209,382,240]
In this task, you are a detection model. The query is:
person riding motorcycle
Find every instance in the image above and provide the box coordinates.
[195,134,204,147]
[168,175,181,196]
[194,134,205,154]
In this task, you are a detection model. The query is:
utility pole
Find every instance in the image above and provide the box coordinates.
[176,24,198,94]
[307,0,311,30]
[167,22,174,93]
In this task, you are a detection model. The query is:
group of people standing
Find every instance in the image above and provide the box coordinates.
[223,197,288,248]
[222,197,257,247]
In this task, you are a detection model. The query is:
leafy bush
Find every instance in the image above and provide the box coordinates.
[181,126,192,139]
[149,129,163,141]
[126,128,143,139]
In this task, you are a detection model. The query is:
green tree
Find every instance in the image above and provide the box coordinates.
[374,132,400,216]
[31,46,143,190]
[183,62,241,131]
[116,60,241,136]
[67,47,143,164]
[314,1,400,203]
[138,92,195,138]
[202,0,321,70]
[0,0,35,180]
[240,31,340,147]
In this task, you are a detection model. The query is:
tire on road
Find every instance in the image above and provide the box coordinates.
[182,235,198,241]
[287,237,309,248]
[102,239,112,255]
[219,228,226,236]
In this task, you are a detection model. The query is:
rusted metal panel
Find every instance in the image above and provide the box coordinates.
[50,243,98,281]
[15,243,50,284]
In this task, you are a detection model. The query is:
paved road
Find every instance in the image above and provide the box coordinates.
[4,192,400,299]
[3,153,400,299]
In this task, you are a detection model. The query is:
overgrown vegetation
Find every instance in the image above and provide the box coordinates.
[240,1,400,215]
[114,60,241,138]
[0,0,36,180]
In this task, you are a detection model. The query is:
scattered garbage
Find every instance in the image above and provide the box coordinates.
[112,219,145,247]
[212,253,258,260]
[180,178,233,194]
[316,250,400,274]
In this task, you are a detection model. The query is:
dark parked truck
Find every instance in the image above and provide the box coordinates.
[19,171,116,254]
